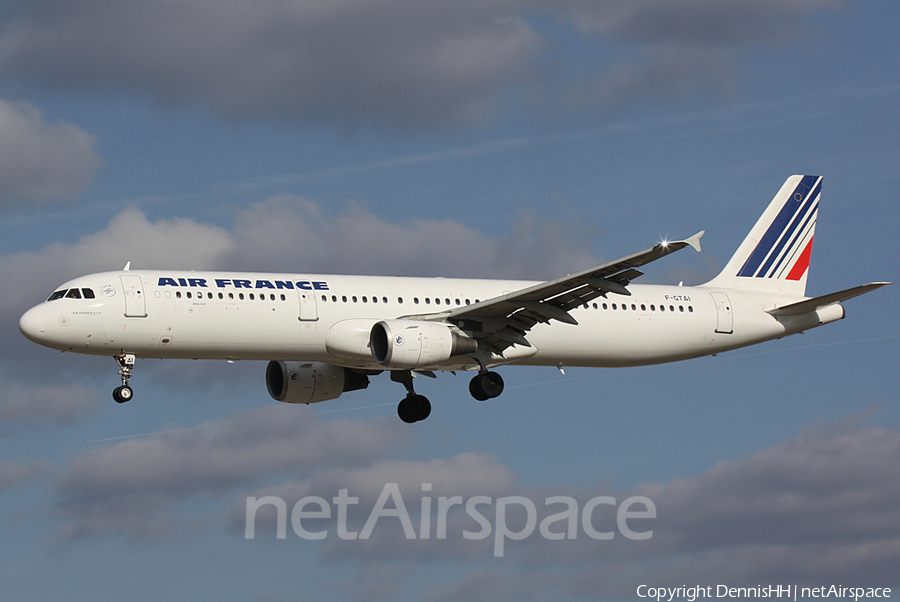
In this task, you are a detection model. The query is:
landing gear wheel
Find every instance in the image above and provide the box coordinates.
[469,377,490,401]
[113,385,133,404]
[398,397,416,423]
[398,394,431,423]
[411,395,431,421]
[469,371,504,401]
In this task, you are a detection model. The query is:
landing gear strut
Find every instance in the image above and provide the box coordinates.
[113,354,136,404]
[391,371,431,423]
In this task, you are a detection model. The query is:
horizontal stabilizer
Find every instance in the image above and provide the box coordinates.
[766,282,892,316]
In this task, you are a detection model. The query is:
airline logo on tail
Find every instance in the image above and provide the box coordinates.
[737,175,821,281]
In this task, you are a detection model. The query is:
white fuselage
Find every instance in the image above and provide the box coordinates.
[19,270,842,371]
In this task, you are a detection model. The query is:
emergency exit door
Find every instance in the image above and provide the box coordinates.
[298,289,318,321]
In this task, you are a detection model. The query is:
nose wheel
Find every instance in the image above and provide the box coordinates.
[113,384,134,403]
[113,354,136,403]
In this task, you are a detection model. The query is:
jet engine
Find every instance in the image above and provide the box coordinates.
[369,319,477,370]
[266,361,369,404]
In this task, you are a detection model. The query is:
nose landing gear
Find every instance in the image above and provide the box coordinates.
[113,354,136,404]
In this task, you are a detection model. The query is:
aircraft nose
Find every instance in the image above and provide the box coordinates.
[19,305,46,343]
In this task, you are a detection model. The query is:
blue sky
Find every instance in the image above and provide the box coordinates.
[1,1,898,600]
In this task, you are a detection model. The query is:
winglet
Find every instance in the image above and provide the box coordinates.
[123,261,131,271]
[683,230,704,253]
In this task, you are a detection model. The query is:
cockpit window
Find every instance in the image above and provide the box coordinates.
[47,288,97,301]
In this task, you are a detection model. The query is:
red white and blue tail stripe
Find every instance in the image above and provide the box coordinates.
[705,175,821,297]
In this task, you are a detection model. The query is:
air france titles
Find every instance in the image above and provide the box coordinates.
[157,277,329,291]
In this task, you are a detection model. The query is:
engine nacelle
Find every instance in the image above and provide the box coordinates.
[369,320,477,370]
[266,361,368,404]
[325,318,380,361]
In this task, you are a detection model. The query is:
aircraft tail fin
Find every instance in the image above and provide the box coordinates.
[703,175,821,298]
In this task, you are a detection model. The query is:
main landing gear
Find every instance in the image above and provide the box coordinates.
[112,353,136,404]
[391,368,505,423]
[469,370,504,401]
[392,371,432,424]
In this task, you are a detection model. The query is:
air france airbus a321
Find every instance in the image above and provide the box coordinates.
[19,176,890,423]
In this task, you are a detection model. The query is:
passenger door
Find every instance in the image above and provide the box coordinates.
[709,291,733,334]
[120,275,147,317]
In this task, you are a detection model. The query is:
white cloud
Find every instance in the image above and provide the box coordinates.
[0,207,233,315]
[0,0,841,127]
[0,458,52,492]
[54,404,406,540]
[0,0,542,128]
[224,194,599,278]
[35,356,899,591]
[0,100,100,204]
[0,381,101,425]
[566,0,842,107]
[237,421,900,596]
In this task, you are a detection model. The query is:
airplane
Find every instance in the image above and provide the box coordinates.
[19,175,890,423]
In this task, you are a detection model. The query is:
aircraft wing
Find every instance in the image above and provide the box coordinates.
[403,231,704,355]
